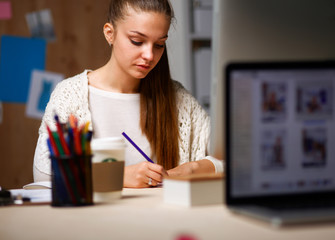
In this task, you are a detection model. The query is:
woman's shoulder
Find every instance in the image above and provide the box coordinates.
[48,70,90,107]
[172,80,199,107]
[42,70,90,125]
[56,70,89,89]
[172,80,209,118]
[172,80,191,99]
[50,70,89,100]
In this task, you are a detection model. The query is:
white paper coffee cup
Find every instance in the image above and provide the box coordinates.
[91,137,126,163]
[91,137,126,203]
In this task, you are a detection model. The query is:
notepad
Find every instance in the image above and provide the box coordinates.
[163,173,224,207]
[9,189,51,203]
[23,181,51,189]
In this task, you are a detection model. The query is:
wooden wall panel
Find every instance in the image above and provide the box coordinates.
[0,0,111,188]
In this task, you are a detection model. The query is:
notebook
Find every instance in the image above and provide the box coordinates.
[225,61,335,226]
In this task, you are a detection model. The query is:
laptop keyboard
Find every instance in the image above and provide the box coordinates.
[263,199,335,211]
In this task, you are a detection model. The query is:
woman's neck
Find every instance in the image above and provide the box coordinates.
[88,61,140,93]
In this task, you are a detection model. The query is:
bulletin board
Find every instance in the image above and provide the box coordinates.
[0,0,111,188]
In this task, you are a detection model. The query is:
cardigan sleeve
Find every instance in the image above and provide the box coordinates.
[174,81,224,173]
[33,81,66,177]
[33,71,91,178]
[33,78,75,176]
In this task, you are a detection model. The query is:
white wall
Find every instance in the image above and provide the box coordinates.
[210,0,335,160]
[167,0,192,91]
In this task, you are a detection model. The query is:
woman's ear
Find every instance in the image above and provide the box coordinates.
[103,23,114,46]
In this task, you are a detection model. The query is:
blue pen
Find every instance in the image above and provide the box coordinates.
[122,132,154,164]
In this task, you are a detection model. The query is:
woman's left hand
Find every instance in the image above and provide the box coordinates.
[167,159,215,177]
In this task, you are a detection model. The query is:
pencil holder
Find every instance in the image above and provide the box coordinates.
[51,154,93,207]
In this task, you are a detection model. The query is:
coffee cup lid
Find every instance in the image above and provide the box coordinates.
[91,137,126,150]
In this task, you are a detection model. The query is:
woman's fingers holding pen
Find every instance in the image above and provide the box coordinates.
[146,169,164,187]
[145,162,167,187]
[123,161,166,188]
[148,162,168,180]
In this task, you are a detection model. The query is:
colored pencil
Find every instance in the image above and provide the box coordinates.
[54,114,71,156]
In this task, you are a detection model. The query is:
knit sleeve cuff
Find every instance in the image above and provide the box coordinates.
[203,156,224,173]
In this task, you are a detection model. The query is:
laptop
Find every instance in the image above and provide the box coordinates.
[225,60,335,226]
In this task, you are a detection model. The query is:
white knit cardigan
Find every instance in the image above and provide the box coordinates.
[33,70,223,175]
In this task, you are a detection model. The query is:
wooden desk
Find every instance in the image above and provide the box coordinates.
[1,188,335,240]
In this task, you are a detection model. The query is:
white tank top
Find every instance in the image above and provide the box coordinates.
[88,85,154,166]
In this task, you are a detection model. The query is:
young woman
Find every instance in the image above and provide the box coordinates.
[33,0,223,188]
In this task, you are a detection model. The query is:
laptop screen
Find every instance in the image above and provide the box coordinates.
[226,61,335,199]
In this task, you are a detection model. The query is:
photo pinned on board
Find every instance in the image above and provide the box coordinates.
[25,9,56,42]
[26,70,63,119]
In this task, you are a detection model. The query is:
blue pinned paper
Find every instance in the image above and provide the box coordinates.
[26,70,63,119]
[0,35,46,103]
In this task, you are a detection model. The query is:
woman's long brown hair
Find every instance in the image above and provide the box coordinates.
[108,0,179,169]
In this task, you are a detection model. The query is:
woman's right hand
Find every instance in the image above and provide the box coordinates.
[123,161,168,188]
